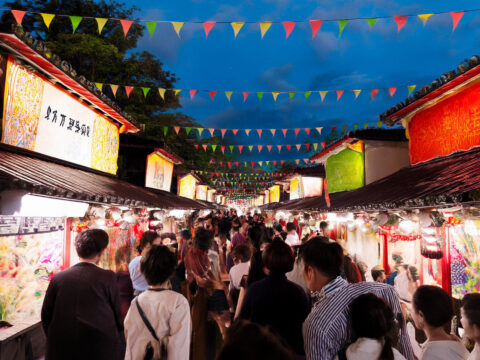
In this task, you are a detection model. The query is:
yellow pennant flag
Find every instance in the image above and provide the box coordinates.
[225,91,233,102]
[41,13,55,29]
[259,22,272,39]
[171,22,184,38]
[418,14,433,26]
[231,22,244,38]
[272,92,280,102]
[353,90,361,100]
[96,18,108,34]
[158,88,166,100]
[174,89,182,96]
[319,91,328,101]
[110,84,119,97]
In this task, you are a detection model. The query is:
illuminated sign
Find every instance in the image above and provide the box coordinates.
[178,174,197,199]
[145,153,174,191]
[302,177,323,198]
[290,177,302,200]
[207,189,216,202]
[2,56,119,174]
[196,185,208,201]
[269,185,280,203]
[255,196,264,206]
[264,190,270,204]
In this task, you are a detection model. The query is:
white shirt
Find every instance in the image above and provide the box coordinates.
[285,232,301,246]
[124,289,191,360]
[468,344,480,360]
[128,256,149,292]
[229,261,250,291]
[421,340,469,360]
[345,337,406,360]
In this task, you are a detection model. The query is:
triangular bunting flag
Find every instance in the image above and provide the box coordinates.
[142,87,150,97]
[306,144,310,151]
[231,22,244,38]
[450,12,464,32]
[194,145,199,150]
[208,91,217,100]
[353,90,361,100]
[158,88,166,100]
[202,144,208,151]
[310,20,323,39]
[171,22,184,38]
[248,145,253,152]
[258,161,263,167]
[257,92,264,101]
[332,126,337,133]
[11,10,26,24]
[257,129,262,138]
[208,128,215,136]
[273,161,277,166]
[282,21,296,39]
[163,126,168,136]
[272,92,280,102]
[342,125,348,133]
[388,87,397,98]
[338,20,348,37]
[95,83,103,91]
[267,145,272,152]
[294,128,300,137]
[418,14,433,26]
[245,129,251,136]
[232,129,239,136]
[363,122,369,129]
[229,145,234,153]
[110,84,119,97]
[282,129,288,137]
[365,18,378,29]
[120,19,134,37]
[407,85,416,96]
[286,145,292,151]
[174,89,182,96]
[258,145,263,152]
[211,144,217,152]
[319,91,328,101]
[313,143,318,151]
[197,128,204,136]
[281,161,285,165]
[305,128,311,135]
[203,21,215,38]
[190,90,197,100]
[225,91,233,102]
[125,86,134,97]
[41,13,55,29]
[243,92,249,102]
[371,89,379,100]
[353,124,358,130]
[185,127,192,135]
[336,90,344,101]
[304,159,310,164]
[305,91,311,100]
[221,129,227,138]
[289,92,295,99]
[96,18,108,34]
[376,121,383,128]
[316,127,323,135]
[295,160,300,165]
[277,145,282,153]
[296,144,302,151]
[145,21,157,37]
[174,126,180,135]
[394,16,408,32]
[259,22,272,39]
[238,145,244,153]
[270,129,276,136]
[228,162,232,168]
[251,161,255,168]
[321,142,326,149]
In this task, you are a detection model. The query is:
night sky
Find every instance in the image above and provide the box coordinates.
[122,0,480,165]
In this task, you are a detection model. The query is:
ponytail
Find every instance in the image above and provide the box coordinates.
[378,336,394,360]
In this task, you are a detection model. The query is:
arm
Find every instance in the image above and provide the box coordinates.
[167,298,191,360]
[303,318,345,360]
[41,279,57,335]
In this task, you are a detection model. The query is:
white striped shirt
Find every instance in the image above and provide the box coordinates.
[303,277,414,360]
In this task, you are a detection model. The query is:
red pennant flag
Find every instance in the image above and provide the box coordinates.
[321,142,326,148]
[305,128,311,135]
[388,87,397,98]
[257,129,263,138]
[286,145,292,151]
[273,161,277,166]
[371,89,379,100]
[282,129,288,137]
[336,90,344,101]
[202,144,208,151]
[258,145,263,152]
[282,21,296,39]
[251,161,255,168]
[394,16,408,32]
[120,19,134,37]
[267,145,272,152]
[232,129,239,136]
[125,86,134,97]
[450,12,464,32]
[221,129,227,138]
[209,91,217,100]
[235,162,239,167]
[332,127,337,133]
[242,92,249,102]
[310,20,323,39]
[174,126,180,134]
[194,145,199,150]
[238,145,243,153]
[281,160,285,165]
[11,10,26,24]
[190,90,197,99]
[294,128,300,137]
[228,162,232,168]
[219,162,223,167]
[203,21,215,38]
[306,144,310,151]
[296,144,302,151]
[221,146,226,154]
[208,128,215,136]
[277,145,282,152]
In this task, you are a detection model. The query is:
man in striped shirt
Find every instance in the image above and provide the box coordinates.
[300,239,414,360]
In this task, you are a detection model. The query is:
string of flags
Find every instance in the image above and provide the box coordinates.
[200,158,317,169]
[195,170,286,178]
[92,82,419,103]
[8,8,471,39]
[195,142,326,153]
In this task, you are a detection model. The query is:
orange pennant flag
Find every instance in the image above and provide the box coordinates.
[282,129,288,137]
[277,145,282,152]
[110,84,119,97]
[190,90,197,99]
[282,21,296,39]
[11,10,26,24]
[388,87,397,98]
[120,19,134,37]
[232,129,239,136]
[124,86,134,97]
[305,128,311,135]
[243,92,249,102]
[336,90,344,101]
[270,129,276,136]
[203,21,215,38]
[174,126,180,134]
[245,129,251,136]
[258,145,263,152]
[221,129,227,138]
[257,129,263,138]
[294,128,300,136]
[208,128,215,136]
[371,89,379,100]
[267,145,272,152]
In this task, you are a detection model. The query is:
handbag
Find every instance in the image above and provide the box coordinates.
[135,298,168,360]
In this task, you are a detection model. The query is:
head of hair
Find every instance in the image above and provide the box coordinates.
[140,245,177,285]
[462,293,480,329]
[138,231,160,253]
[371,269,385,281]
[194,227,214,251]
[274,224,283,233]
[216,320,296,360]
[319,221,329,230]
[263,239,295,274]
[350,293,395,360]
[248,225,265,250]
[413,285,453,327]
[75,229,109,259]
[179,229,191,240]
[232,244,251,263]
[272,236,284,242]
[265,227,274,240]
[308,236,330,244]
[299,240,344,278]
[286,222,296,232]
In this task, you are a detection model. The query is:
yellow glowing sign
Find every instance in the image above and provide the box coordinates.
[264,190,270,204]
[145,153,174,191]
[269,185,280,203]
[290,177,302,200]
[178,174,197,199]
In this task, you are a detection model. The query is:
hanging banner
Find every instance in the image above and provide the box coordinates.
[178,174,197,199]
[207,189,216,202]
[196,185,208,201]
[2,56,119,174]
[302,176,323,198]
[269,185,280,203]
[145,153,174,191]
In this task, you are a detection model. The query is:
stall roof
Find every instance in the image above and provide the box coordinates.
[0,145,209,210]
[267,146,480,212]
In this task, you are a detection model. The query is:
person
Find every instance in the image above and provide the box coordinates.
[129,231,162,295]
[285,222,301,246]
[344,293,406,360]
[240,239,310,356]
[461,293,480,360]
[178,229,192,261]
[319,221,329,237]
[300,240,413,360]
[372,265,387,283]
[116,262,135,323]
[229,244,251,292]
[411,286,469,360]
[246,225,270,286]
[124,245,191,360]
[217,320,296,360]
[41,229,124,360]
[231,221,247,248]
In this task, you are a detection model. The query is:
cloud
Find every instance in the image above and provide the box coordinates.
[258,64,295,91]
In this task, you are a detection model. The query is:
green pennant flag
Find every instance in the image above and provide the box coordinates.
[289,92,295,99]
[163,126,168,136]
[142,87,150,97]
[313,143,318,151]
[95,83,103,91]
[266,161,270,166]
[248,145,253,152]
[145,21,157,37]
[304,91,311,100]
[363,122,369,129]
[338,20,348,37]
[407,85,416,96]
[211,144,217,152]
[342,125,348,133]
[376,121,383,128]
[70,16,82,33]
[244,162,247,167]
[353,124,358,130]
[257,92,264,101]
[96,18,108,34]
[365,18,378,29]
[197,128,204,136]
[185,127,191,135]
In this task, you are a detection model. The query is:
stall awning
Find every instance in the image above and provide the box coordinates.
[0,145,209,210]
[266,146,480,212]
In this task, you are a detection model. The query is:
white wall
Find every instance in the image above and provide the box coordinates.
[365,141,410,185]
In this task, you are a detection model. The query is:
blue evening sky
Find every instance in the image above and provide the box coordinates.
[122,0,480,164]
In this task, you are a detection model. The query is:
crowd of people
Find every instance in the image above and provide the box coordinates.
[40,210,480,360]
